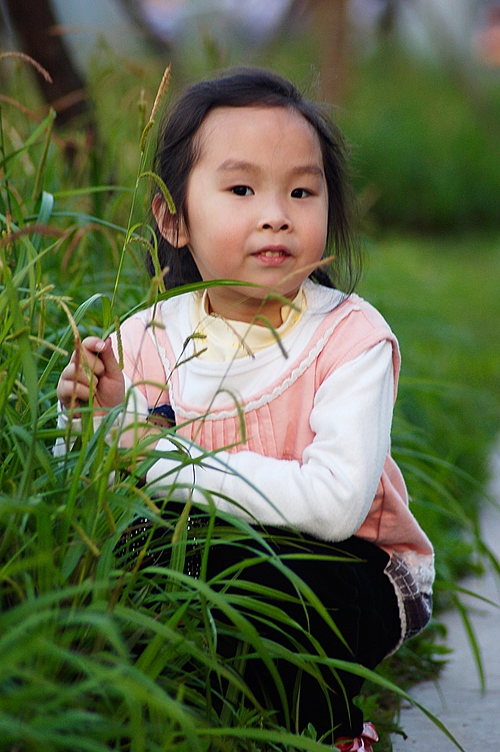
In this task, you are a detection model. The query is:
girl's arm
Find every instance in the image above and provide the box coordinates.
[145,340,394,543]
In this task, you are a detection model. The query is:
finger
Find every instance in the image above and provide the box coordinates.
[57,376,76,407]
[61,361,95,388]
[81,336,107,355]
[57,362,98,407]
[57,378,92,408]
[72,338,106,377]
[98,337,122,375]
[71,337,105,362]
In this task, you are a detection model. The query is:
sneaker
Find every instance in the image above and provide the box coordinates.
[335,722,379,751]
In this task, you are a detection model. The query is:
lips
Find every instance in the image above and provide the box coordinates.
[251,246,291,264]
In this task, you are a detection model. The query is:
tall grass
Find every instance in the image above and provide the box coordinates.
[1,53,496,750]
[1,199,438,752]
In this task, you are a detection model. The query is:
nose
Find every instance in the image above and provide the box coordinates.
[258,197,291,232]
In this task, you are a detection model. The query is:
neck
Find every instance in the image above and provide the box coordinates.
[205,288,293,328]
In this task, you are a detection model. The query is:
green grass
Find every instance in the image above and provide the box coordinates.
[355,234,500,747]
[360,233,500,550]
[338,46,500,233]
[1,48,499,750]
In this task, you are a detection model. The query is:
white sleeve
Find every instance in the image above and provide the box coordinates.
[53,406,82,457]
[146,340,395,542]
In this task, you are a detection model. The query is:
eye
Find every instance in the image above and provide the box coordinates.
[231,185,254,196]
[291,188,311,199]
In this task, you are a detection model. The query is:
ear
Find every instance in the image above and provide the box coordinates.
[152,193,189,248]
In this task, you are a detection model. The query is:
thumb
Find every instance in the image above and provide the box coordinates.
[99,337,122,376]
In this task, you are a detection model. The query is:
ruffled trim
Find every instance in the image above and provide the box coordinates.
[173,304,363,421]
[384,552,434,651]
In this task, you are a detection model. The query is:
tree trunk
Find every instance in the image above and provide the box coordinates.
[309,0,351,105]
[4,0,89,127]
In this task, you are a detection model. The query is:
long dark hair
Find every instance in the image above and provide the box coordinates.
[149,67,361,292]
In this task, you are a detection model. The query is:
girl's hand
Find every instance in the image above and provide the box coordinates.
[57,337,125,412]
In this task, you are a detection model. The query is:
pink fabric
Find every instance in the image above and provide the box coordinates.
[113,293,433,563]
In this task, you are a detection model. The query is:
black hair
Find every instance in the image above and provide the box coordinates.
[148,67,361,292]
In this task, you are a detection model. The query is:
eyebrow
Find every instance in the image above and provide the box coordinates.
[216,159,324,179]
[217,160,257,173]
[290,164,324,180]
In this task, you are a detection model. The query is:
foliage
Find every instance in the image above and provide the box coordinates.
[1,50,499,751]
[359,234,500,591]
[256,29,500,234]
[339,45,500,233]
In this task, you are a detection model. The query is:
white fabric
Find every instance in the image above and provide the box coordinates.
[145,339,394,542]
[164,280,346,409]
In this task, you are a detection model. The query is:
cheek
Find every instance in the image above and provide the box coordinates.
[306,209,328,250]
[187,194,227,240]
[319,205,329,246]
[203,209,246,252]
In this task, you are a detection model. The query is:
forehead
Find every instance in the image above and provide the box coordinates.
[194,105,323,165]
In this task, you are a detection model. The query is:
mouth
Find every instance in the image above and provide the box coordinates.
[252,246,291,261]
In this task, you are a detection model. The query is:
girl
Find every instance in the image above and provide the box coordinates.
[57,67,434,750]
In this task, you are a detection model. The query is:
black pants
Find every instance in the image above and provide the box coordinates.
[206,529,401,741]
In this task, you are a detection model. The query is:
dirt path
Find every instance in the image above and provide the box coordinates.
[391,443,500,751]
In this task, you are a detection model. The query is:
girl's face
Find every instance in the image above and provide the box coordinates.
[158,106,329,325]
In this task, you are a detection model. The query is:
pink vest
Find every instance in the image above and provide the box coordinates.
[119,293,433,564]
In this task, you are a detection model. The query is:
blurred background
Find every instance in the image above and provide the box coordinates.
[3,0,500,230]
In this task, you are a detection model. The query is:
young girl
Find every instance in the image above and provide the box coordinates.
[57,67,434,750]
